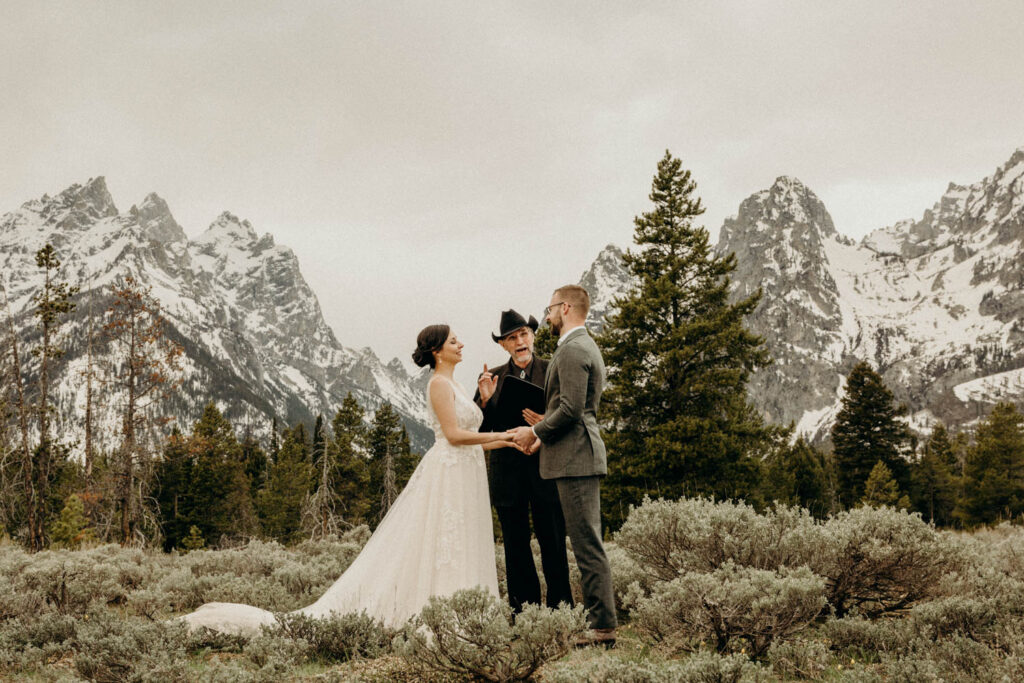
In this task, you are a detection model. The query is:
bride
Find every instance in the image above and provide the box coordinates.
[181,324,519,635]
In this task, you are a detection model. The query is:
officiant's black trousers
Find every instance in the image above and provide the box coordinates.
[496,494,573,613]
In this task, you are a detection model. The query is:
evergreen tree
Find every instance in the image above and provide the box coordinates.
[762,436,830,518]
[861,460,910,509]
[329,394,371,526]
[187,403,258,544]
[533,324,558,358]
[258,423,313,543]
[240,433,268,503]
[312,414,326,467]
[367,403,418,526]
[155,429,192,551]
[831,362,912,507]
[181,525,205,551]
[49,493,96,549]
[156,405,257,549]
[956,402,1024,526]
[910,423,957,526]
[597,150,780,529]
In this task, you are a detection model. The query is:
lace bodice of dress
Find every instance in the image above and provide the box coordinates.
[425,375,483,443]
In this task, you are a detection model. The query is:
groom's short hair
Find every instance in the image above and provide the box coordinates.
[553,284,590,317]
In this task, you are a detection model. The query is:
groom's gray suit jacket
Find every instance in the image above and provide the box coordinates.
[534,327,607,479]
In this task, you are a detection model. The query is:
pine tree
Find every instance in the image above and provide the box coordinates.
[910,423,957,526]
[188,403,258,544]
[956,402,1024,526]
[240,432,268,503]
[861,460,909,509]
[258,423,313,543]
[16,245,80,549]
[831,362,912,507]
[597,150,780,530]
[330,394,371,526]
[762,436,830,517]
[155,429,192,551]
[533,325,558,358]
[181,525,205,551]
[49,493,96,549]
[368,402,418,526]
[312,414,325,467]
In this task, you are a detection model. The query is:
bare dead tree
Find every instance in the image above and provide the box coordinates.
[2,277,37,548]
[102,275,183,546]
[300,434,345,539]
[80,270,98,484]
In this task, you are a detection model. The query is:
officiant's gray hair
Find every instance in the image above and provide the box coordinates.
[553,285,590,317]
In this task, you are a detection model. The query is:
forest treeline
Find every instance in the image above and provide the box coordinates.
[3,151,1023,552]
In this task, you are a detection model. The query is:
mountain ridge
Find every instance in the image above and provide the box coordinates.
[578,147,1024,441]
[1,177,432,455]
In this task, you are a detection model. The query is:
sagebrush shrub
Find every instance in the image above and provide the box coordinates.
[625,562,826,656]
[812,506,961,617]
[614,497,819,581]
[542,650,764,683]
[393,587,586,682]
[766,638,830,680]
[273,611,394,663]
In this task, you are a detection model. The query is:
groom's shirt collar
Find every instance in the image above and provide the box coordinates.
[557,325,586,346]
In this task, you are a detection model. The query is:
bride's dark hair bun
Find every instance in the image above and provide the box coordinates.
[412,324,450,368]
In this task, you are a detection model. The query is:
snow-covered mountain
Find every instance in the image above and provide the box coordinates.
[578,148,1024,441]
[0,178,432,453]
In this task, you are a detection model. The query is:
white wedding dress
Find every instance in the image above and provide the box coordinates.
[181,376,499,635]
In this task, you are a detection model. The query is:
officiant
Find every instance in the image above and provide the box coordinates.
[473,309,573,613]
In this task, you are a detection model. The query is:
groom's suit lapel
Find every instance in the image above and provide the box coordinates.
[544,328,588,396]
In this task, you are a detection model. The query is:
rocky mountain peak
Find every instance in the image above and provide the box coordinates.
[22,176,120,232]
[57,176,118,219]
[579,244,631,328]
[198,211,259,248]
[130,193,186,244]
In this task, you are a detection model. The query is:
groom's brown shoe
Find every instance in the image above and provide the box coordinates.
[572,627,616,649]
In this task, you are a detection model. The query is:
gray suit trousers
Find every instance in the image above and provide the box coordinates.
[556,476,617,630]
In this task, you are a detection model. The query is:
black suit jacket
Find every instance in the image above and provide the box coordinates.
[473,356,559,506]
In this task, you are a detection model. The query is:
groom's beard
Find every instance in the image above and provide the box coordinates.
[550,317,562,336]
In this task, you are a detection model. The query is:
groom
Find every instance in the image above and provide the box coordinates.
[511,285,617,647]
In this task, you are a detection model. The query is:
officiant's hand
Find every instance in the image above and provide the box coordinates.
[522,409,544,426]
[477,364,498,404]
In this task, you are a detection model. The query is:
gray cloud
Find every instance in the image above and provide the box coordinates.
[3,0,1022,388]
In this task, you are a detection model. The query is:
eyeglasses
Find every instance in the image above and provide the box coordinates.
[544,302,570,315]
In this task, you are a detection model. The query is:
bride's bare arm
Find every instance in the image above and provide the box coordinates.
[481,439,524,452]
[430,379,513,446]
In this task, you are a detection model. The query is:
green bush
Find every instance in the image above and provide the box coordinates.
[273,611,394,663]
[812,506,962,617]
[766,638,830,680]
[625,563,826,656]
[542,651,765,682]
[614,498,819,581]
[393,587,586,682]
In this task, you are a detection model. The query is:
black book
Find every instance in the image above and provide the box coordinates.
[494,375,545,428]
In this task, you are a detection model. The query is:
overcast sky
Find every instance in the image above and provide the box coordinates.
[3,1,1023,389]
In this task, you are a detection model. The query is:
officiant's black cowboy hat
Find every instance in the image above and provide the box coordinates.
[492,309,539,342]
